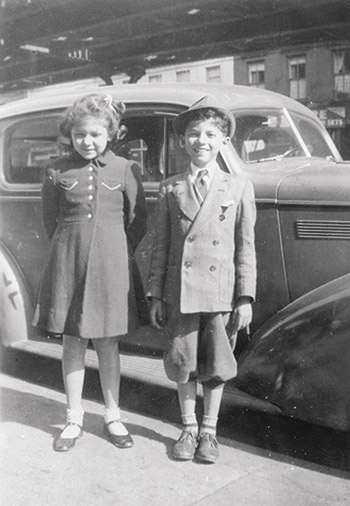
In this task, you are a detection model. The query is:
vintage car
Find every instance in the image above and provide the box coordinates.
[0,83,349,431]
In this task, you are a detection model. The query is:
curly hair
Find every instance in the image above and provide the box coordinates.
[180,108,230,137]
[59,93,126,139]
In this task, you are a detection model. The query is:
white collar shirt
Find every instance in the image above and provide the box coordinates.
[189,161,219,189]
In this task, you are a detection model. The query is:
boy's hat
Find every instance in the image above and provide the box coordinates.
[173,95,236,138]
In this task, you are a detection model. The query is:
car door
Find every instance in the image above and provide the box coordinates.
[277,161,350,302]
[0,112,64,311]
[114,109,192,354]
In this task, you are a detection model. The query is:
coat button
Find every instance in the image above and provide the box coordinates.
[88,175,94,181]
[187,235,196,243]
[88,166,94,172]
[219,214,225,221]
[87,213,93,219]
[184,261,192,268]
[213,240,220,246]
[88,195,94,200]
[88,184,94,190]
[209,265,216,272]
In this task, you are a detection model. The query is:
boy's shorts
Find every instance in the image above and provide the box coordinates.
[163,301,237,384]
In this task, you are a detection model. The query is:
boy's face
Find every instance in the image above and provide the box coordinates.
[71,116,112,160]
[181,118,230,168]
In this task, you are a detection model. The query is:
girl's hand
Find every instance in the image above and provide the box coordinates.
[231,297,253,334]
[150,297,166,329]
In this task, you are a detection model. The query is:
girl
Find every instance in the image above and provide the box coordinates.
[33,93,147,452]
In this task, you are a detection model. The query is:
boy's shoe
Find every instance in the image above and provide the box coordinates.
[103,420,134,449]
[53,422,83,452]
[195,432,219,463]
[172,430,198,460]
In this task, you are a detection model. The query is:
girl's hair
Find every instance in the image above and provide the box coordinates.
[59,93,126,139]
[182,108,230,136]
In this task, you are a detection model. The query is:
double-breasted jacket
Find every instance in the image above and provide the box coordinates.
[147,166,257,314]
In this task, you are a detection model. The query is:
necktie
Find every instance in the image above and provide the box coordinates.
[194,169,208,204]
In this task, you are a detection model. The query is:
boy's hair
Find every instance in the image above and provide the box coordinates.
[179,108,230,137]
[59,93,126,139]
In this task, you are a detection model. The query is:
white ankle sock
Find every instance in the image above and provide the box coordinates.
[104,408,128,435]
[200,415,218,436]
[66,407,84,426]
[104,407,121,425]
[181,415,198,433]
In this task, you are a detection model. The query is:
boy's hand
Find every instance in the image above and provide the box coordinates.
[231,297,253,334]
[150,297,166,329]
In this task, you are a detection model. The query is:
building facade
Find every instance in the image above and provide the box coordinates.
[234,44,350,160]
[113,56,234,86]
[116,44,350,160]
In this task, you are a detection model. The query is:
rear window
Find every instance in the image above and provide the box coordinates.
[4,114,63,184]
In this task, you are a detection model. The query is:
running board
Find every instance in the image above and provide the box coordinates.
[10,339,281,415]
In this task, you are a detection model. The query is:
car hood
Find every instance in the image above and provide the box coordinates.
[246,158,350,204]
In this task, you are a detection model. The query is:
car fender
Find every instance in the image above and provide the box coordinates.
[235,274,350,431]
[0,246,32,346]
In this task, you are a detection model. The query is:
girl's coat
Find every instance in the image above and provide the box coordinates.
[34,150,147,338]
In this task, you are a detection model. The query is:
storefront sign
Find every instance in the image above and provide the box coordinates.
[317,107,346,128]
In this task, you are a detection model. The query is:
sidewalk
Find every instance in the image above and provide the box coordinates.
[0,372,349,506]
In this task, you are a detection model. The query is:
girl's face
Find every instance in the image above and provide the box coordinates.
[71,117,112,160]
[181,118,229,168]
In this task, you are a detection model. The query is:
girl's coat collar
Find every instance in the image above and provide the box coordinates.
[71,149,114,166]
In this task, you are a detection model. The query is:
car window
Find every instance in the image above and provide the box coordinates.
[289,112,335,158]
[232,108,335,163]
[3,111,193,187]
[166,118,190,176]
[232,110,305,162]
[114,115,191,181]
[5,115,63,184]
[114,115,166,182]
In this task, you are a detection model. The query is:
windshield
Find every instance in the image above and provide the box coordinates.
[232,109,335,163]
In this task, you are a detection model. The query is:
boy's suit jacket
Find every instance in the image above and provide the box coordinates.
[147,166,256,314]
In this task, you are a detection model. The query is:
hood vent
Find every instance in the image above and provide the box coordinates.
[295,220,350,240]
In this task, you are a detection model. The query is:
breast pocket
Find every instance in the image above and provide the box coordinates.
[59,179,78,191]
[101,180,122,191]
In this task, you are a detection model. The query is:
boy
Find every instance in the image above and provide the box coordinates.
[147,95,256,463]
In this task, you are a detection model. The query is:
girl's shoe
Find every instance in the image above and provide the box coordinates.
[103,420,134,448]
[53,422,83,452]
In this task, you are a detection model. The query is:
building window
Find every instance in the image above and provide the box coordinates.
[176,70,190,82]
[206,65,221,83]
[334,49,350,95]
[149,74,162,83]
[289,56,306,100]
[248,61,265,88]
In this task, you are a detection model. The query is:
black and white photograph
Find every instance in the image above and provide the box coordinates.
[0,1,349,505]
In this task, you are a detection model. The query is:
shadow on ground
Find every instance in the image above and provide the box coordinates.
[1,344,349,476]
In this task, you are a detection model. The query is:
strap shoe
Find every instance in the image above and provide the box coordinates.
[53,422,83,452]
[104,420,134,449]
